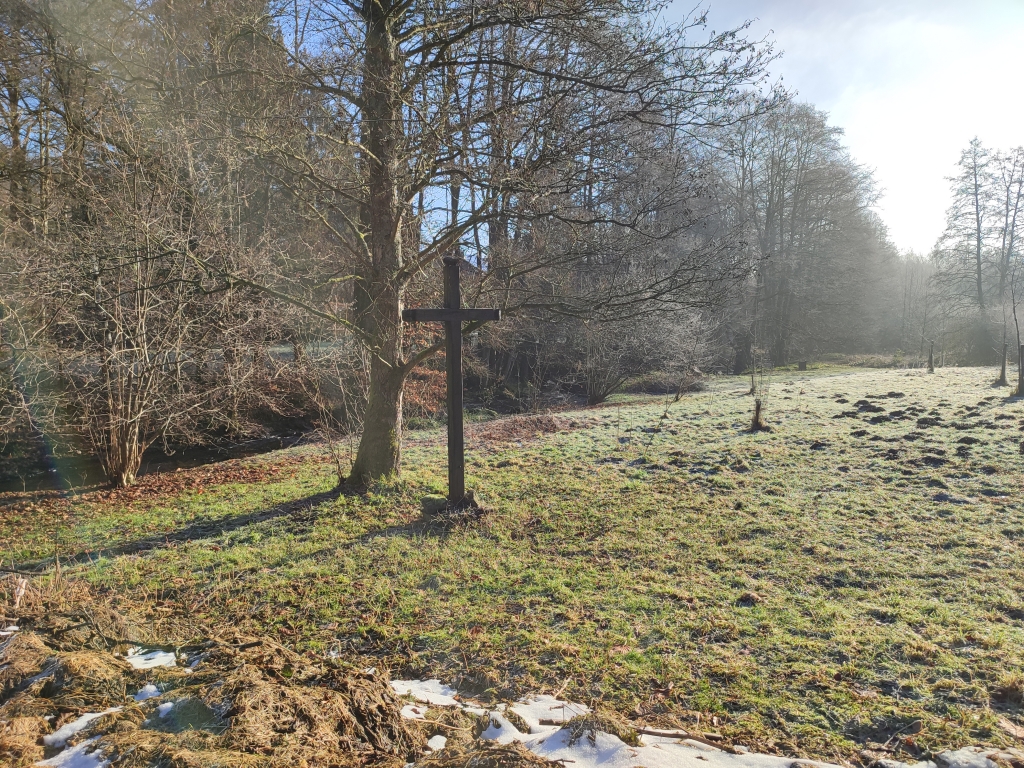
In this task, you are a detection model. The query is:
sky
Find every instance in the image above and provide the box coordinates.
[665,0,1024,254]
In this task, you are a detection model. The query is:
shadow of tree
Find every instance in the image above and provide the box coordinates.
[16,487,345,572]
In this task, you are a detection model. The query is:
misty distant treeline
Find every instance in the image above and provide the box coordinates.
[1,0,1021,487]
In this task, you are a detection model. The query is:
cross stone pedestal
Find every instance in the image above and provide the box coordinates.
[402,257,500,506]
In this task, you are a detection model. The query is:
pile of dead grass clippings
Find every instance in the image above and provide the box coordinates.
[0,575,422,768]
[469,414,586,445]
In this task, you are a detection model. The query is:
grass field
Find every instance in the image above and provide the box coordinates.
[3,366,1024,764]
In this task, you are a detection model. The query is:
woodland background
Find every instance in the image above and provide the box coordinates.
[1,0,1021,488]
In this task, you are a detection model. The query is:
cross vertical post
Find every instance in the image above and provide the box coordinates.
[443,257,466,504]
[401,257,501,507]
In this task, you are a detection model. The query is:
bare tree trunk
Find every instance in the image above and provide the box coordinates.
[750,398,767,431]
[997,340,1008,386]
[973,157,986,310]
[928,341,934,373]
[348,0,407,483]
[1019,344,1024,396]
[350,348,405,484]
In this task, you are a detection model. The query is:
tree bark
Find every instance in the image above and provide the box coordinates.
[1019,344,1024,396]
[973,153,986,310]
[348,0,408,483]
[349,349,405,484]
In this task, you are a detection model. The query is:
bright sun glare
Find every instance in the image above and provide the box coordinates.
[691,0,1024,254]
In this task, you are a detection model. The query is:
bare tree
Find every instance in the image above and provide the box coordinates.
[3,0,781,485]
[0,0,305,486]
[992,148,1024,384]
[204,0,782,483]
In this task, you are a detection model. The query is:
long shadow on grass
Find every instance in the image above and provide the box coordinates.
[16,488,343,572]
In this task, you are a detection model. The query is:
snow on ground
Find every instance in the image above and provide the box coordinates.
[35,738,109,768]
[123,648,177,670]
[390,679,460,706]
[0,624,19,637]
[43,709,122,748]
[480,711,531,744]
[393,679,842,768]
[426,735,448,751]
[509,694,589,729]
[132,684,161,702]
[526,728,839,768]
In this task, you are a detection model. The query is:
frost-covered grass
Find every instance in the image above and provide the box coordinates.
[4,366,1024,762]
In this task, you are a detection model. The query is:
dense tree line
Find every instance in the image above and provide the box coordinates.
[2,0,1004,489]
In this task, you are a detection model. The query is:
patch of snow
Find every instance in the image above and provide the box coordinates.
[124,648,177,670]
[390,682,844,768]
[35,738,109,768]
[936,749,998,768]
[480,712,531,744]
[524,728,841,768]
[0,624,19,636]
[133,685,161,702]
[391,679,459,707]
[874,761,937,768]
[43,709,121,748]
[509,694,589,732]
[156,702,176,718]
[427,735,448,751]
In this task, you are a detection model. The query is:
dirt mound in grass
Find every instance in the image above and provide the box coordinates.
[0,580,421,768]
[470,414,581,444]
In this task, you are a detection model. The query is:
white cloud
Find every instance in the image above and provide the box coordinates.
[669,0,1024,253]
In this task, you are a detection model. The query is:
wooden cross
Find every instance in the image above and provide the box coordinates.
[402,257,501,505]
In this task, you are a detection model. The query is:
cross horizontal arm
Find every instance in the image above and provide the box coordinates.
[402,308,501,323]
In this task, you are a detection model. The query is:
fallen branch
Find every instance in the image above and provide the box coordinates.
[634,727,737,754]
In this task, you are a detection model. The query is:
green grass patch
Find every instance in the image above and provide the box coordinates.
[3,366,1024,762]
